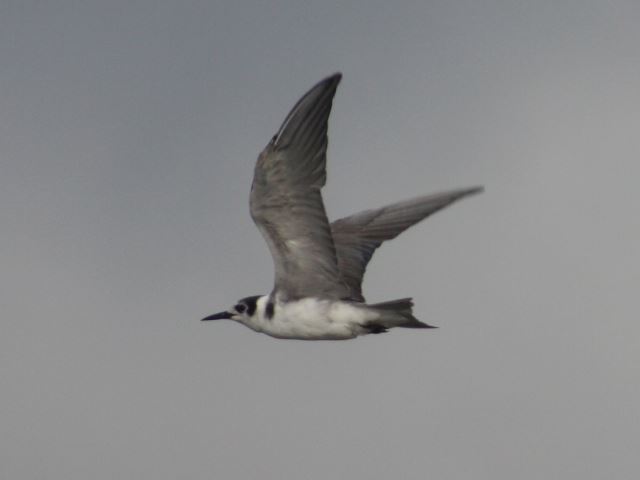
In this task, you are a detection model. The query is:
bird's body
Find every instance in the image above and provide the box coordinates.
[202,73,482,340]
[227,295,425,340]
[232,295,372,340]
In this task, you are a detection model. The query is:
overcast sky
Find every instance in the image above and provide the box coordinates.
[2,1,639,479]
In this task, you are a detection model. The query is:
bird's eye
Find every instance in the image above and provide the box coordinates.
[235,304,246,313]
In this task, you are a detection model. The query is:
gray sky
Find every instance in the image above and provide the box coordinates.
[2,1,639,478]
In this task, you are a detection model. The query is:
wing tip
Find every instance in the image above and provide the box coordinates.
[272,72,343,147]
[458,185,484,197]
[325,72,342,85]
[310,72,342,100]
[436,185,484,203]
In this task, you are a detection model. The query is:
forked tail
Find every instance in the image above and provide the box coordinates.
[368,298,436,330]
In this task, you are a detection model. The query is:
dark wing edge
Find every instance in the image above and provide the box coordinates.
[330,186,484,301]
[274,73,342,157]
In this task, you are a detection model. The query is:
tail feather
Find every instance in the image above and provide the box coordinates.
[367,298,436,329]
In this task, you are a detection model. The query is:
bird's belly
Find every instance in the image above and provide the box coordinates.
[263,300,374,340]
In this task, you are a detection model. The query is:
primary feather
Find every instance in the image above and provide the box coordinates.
[331,187,483,301]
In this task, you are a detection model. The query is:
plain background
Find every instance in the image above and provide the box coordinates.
[2,1,639,478]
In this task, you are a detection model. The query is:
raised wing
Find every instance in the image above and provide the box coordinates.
[250,73,351,301]
[330,187,483,301]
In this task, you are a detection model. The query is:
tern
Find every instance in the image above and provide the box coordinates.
[202,73,482,340]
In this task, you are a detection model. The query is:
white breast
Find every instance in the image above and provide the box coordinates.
[243,296,377,340]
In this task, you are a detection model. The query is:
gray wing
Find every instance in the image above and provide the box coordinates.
[250,73,351,301]
[330,187,483,302]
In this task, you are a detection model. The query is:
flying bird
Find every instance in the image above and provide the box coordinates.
[202,73,482,340]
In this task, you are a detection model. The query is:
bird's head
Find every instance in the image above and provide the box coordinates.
[201,295,262,323]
